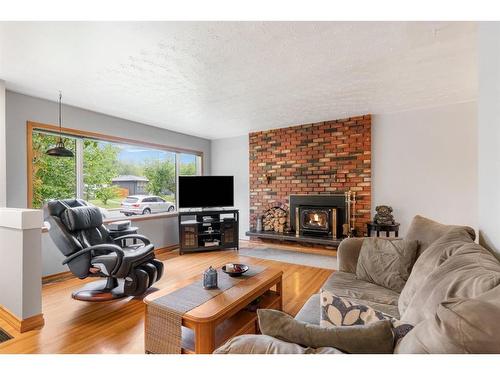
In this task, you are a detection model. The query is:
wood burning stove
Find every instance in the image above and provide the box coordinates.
[289,194,345,239]
[296,206,337,238]
[300,207,331,233]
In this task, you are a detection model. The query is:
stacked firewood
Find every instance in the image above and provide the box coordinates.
[263,206,287,233]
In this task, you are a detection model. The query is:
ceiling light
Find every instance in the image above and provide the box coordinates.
[46,92,74,157]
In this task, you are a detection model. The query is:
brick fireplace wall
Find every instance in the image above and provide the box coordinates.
[249,115,371,235]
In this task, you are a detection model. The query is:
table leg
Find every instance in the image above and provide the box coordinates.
[276,278,283,311]
[194,322,216,354]
[386,230,390,237]
[395,231,399,237]
[376,230,380,237]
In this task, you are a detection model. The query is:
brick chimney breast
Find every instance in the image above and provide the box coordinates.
[249,115,371,236]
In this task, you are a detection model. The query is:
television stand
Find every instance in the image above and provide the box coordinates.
[178,209,239,255]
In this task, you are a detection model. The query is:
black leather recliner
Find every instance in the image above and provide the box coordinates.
[46,199,164,301]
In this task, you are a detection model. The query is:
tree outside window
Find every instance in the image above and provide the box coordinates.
[31,129,202,217]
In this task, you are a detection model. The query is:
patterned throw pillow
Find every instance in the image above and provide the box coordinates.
[320,290,413,343]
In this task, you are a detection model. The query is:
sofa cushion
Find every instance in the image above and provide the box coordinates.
[356,238,418,293]
[398,227,476,316]
[405,215,475,257]
[320,291,412,343]
[258,308,395,354]
[395,287,500,353]
[214,334,344,354]
[295,293,321,325]
[337,237,365,273]
[401,242,500,325]
[323,271,400,307]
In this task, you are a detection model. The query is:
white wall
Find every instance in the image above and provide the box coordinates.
[209,102,478,241]
[478,22,500,257]
[372,101,478,236]
[0,80,6,207]
[211,135,249,239]
[0,208,43,319]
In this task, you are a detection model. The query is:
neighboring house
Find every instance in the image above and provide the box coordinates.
[111,175,149,195]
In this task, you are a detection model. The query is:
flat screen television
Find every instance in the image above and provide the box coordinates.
[178,176,234,208]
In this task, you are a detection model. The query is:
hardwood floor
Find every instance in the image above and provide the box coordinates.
[0,242,334,354]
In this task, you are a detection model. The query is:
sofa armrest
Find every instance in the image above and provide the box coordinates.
[337,237,365,273]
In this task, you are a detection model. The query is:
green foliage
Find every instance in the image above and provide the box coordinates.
[117,161,144,177]
[144,159,176,195]
[95,186,120,205]
[83,140,120,200]
[88,198,122,209]
[32,132,77,208]
[180,162,196,176]
[31,132,196,209]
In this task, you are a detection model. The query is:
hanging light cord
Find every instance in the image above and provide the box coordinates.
[58,91,63,140]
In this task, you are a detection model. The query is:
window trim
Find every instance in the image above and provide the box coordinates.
[26,121,204,209]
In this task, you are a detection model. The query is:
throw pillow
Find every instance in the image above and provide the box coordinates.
[400,241,500,325]
[395,293,500,354]
[405,215,476,257]
[257,309,394,354]
[356,238,418,292]
[398,227,477,317]
[320,290,413,343]
[214,334,344,354]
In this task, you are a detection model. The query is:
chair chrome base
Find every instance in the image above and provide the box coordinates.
[72,277,126,302]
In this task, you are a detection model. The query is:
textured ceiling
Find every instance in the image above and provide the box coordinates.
[0,22,477,139]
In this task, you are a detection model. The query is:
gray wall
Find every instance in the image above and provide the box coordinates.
[478,22,500,257]
[5,91,211,208]
[211,135,249,239]
[5,91,211,276]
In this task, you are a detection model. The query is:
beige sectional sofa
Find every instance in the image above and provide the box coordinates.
[216,215,500,354]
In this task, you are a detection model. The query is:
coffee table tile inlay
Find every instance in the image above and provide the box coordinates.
[144,267,283,354]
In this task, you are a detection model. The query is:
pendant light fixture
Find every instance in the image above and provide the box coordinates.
[46,91,74,157]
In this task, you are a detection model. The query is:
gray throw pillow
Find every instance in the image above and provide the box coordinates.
[214,334,343,354]
[398,227,477,317]
[405,215,476,257]
[400,241,500,325]
[320,290,413,344]
[356,238,418,292]
[257,308,395,354]
[395,295,500,354]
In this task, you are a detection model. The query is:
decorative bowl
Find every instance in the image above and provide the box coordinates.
[222,263,249,277]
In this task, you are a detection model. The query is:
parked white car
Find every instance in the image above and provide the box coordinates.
[120,195,175,216]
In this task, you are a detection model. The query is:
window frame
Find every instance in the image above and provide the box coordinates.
[26,121,204,209]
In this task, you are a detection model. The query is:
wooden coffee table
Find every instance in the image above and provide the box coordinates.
[144,267,283,354]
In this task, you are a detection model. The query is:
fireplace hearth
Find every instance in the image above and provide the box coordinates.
[246,194,348,247]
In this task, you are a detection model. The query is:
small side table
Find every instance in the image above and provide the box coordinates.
[108,226,139,247]
[367,222,400,238]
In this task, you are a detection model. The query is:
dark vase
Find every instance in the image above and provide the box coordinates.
[203,266,218,289]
